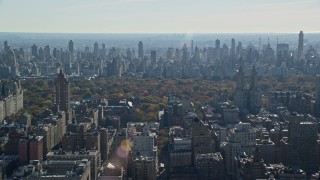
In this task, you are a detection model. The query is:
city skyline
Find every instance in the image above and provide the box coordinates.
[1,20,320,179]
[0,0,320,33]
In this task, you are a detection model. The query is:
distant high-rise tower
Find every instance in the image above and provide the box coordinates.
[138,41,144,59]
[101,43,107,59]
[233,66,246,113]
[236,41,243,58]
[194,46,200,64]
[31,44,38,57]
[151,50,156,66]
[175,48,181,62]
[44,45,51,61]
[235,66,245,90]
[7,49,19,77]
[215,39,220,49]
[230,38,236,61]
[68,40,74,53]
[249,65,258,89]
[127,48,132,61]
[248,65,262,114]
[233,65,262,116]
[4,41,9,53]
[68,40,75,63]
[215,39,221,61]
[182,43,188,65]
[55,69,70,112]
[191,40,194,56]
[39,47,45,61]
[259,37,261,51]
[62,50,72,75]
[4,41,8,48]
[298,31,304,60]
[94,42,99,58]
[53,48,58,58]
[132,48,136,58]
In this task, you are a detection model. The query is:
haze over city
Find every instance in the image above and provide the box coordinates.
[2,0,320,179]
[0,0,320,33]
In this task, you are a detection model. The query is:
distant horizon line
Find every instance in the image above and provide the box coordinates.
[1,31,320,35]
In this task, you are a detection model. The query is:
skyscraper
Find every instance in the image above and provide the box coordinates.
[215,39,221,61]
[127,48,132,61]
[44,45,51,61]
[167,48,174,60]
[6,49,17,76]
[62,51,71,75]
[233,66,262,115]
[31,44,38,57]
[138,41,144,59]
[298,31,304,60]
[151,50,156,66]
[38,47,45,61]
[276,43,289,67]
[191,40,194,56]
[194,46,200,64]
[230,38,236,61]
[236,41,243,58]
[54,69,70,112]
[248,65,262,114]
[94,42,99,58]
[215,39,221,49]
[233,66,245,109]
[182,43,188,65]
[101,43,107,59]
[68,40,74,53]
[68,40,75,63]
[4,41,9,53]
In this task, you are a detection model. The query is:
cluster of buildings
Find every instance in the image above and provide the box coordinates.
[161,93,320,179]
[157,55,320,179]
[0,71,125,179]
[0,31,319,81]
[0,69,165,179]
[158,35,320,178]
[0,31,320,179]
[0,78,23,121]
[0,41,24,122]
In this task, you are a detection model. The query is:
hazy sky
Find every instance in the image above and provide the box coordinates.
[0,0,319,33]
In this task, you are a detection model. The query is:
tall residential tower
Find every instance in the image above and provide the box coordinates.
[298,31,304,60]
[54,69,70,112]
[138,41,144,59]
